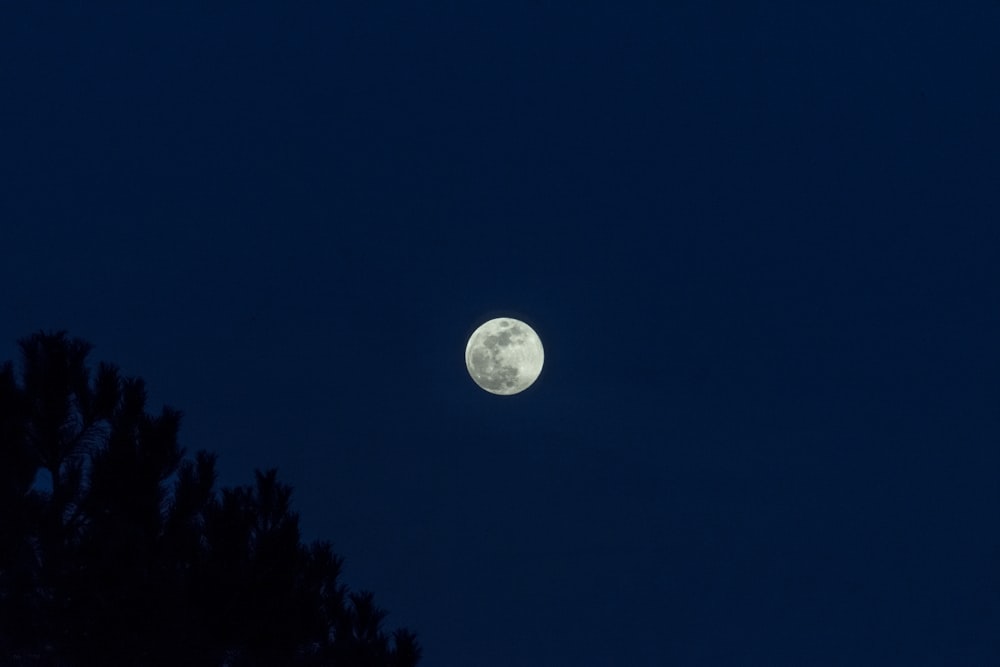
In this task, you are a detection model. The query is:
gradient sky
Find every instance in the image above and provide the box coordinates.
[2,3,999,665]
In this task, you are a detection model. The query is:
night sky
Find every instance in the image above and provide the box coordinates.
[3,3,999,665]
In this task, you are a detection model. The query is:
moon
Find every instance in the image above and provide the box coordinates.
[465,317,544,395]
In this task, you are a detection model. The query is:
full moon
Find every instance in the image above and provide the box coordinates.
[465,317,544,395]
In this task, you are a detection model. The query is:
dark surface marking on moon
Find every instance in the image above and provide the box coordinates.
[470,347,519,391]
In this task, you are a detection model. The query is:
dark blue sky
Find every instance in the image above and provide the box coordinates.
[3,3,999,664]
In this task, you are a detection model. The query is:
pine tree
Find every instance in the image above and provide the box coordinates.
[0,331,420,666]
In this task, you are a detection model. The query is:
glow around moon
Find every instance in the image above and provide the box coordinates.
[465,317,544,395]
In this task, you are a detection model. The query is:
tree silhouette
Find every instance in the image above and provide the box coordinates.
[0,331,420,666]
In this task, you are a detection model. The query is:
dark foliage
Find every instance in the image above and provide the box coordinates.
[0,331,420,667]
